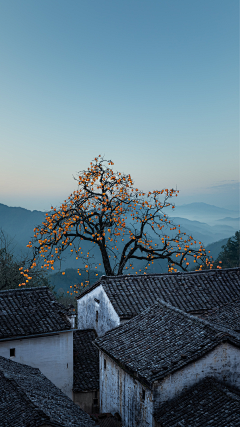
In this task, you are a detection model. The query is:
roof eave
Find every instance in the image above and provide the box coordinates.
[0,328,73,342]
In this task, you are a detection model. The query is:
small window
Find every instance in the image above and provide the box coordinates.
[104,359,106,369]
[93,398,98,405]
[142,389,145,401]
[10,348,15,357]
[96,310,98,323]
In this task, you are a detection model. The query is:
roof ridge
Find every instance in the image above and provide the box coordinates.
[154,298,240,338]
[100,267,240,281]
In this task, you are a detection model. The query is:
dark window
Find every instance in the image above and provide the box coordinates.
[93,398,98,405]
[10,348,15,357]
[67,363,68,368]
[96,310,98,323]
[142,389,145,400]
[104,359,106,369]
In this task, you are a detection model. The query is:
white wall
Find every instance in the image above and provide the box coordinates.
[0,331,73,399]
[153,342,240,408]
[78,285,120,336]
[99,342,240,427]
[99,352,153,427]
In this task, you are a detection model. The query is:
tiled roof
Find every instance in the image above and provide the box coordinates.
[0,356,96,427]
[0,287,71,340]
[199,299,240,333]
[95,299,240,386]
[73,329,99,392]
[77,268,240,318]
[154,377,240,426]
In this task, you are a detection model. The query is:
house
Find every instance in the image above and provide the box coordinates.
[0,286,74,398]
[77,267,240,336]
[154,377,240,427]
[0,355,96,427]
[73,329,99,413]
[94,299,240,427]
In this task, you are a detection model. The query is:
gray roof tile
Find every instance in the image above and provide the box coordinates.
[198,299,240,332]
[154,377,240,426]
[0,287,71,340]
[0,356,96,427]
[73,329,99,392]
[95,299,240,386]
[78,268,240,318]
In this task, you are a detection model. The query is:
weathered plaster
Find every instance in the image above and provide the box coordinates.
[0,331,73,399]
[99,352,153,427]
[78,285,120,336]
[99,342,240,427]
[153,342,240,409]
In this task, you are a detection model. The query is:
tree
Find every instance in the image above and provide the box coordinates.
[20,156,215,289]
[0,229,50,291]
[214,231,240,268]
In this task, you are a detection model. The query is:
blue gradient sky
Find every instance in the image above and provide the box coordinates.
[0,0,239,211]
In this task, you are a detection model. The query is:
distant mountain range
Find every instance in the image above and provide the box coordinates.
[170,202,239,223]
[0,202,238,273]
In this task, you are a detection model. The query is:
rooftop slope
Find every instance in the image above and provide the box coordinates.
[78,268,240,318]
[0,286,71,340]
[73,329,99,392]
[95,299,240,386]
[154,377,240,427]
[199,299,240,332]
[0,356,96,427]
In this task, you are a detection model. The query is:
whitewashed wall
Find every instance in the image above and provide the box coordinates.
[78,285,120,336]
[99,351,153,427]
[153,342,240,408]
[0,331,73,399]
[99,342,240,427]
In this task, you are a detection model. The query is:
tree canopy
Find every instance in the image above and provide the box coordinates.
[0,229,49,291]
[20,156,217,290]
[214,231,240,269]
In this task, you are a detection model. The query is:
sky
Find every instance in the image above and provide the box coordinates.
[0,0,239,212]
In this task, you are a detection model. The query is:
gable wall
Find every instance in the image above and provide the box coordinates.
[0,331,73,399]
[78,285,120,336]
[99,351,153,427]
[153,342,240,409]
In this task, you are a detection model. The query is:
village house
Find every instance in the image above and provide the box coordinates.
[0,355,96,427]
[73,329,99,413]
[94,299,240,427]
[77,267,240,336]
[0,286,75,398]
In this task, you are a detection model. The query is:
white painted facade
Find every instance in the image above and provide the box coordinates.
[78,285,120,336]
[100,352,153,427]
[0,331,73,399]
[99,342,240,427]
